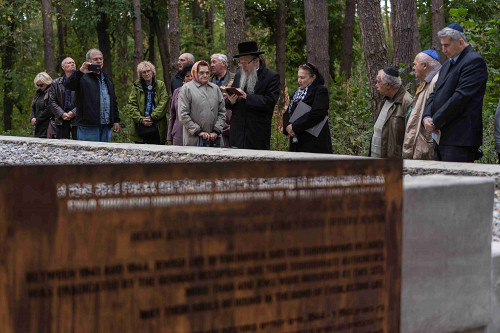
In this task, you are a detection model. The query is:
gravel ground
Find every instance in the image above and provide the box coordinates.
[2,141,499,241]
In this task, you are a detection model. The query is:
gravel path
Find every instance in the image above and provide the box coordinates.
[2,141,499,242]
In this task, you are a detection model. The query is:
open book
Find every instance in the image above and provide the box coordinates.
[289,101,328,137]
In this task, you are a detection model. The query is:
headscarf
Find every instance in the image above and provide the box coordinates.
[191,60,210,83]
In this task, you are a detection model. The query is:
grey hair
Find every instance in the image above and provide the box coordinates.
[379,69,402,89]
[438,27,467,43]
[61,57,72,67]
[86,48,102,61]
[211,53,228,65]
[417,53,440,69]
[186,53,195,63]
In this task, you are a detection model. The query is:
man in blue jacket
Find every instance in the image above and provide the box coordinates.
[65,48,120,142]
[423,23,488,162]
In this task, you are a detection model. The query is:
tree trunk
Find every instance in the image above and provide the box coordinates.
[205,0,215,45]
[385,0,391,40]
[391,0,419,86]
[358,0,389,114]
[132,0,143,81]
[412,1,421,53]
[276,0,286,112]
[339,0,356,78]
[304,0,329,87]
[224,0,246,73]
[96,10,113,77]
[148,20,155,64]
[168,0,180,75]
[157,23,171,91]
[41,0,56,78]
[2,20,15,131]
[432,0,446,63]
[55,0,65,67]
[192,0,204,46]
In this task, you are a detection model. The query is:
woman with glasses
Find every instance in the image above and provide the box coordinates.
[128,61,169,145]
[178,60,226,146]
[30,72,54,138]
[283,63,332,154]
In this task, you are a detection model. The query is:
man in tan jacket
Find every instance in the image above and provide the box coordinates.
[403,50,441,159]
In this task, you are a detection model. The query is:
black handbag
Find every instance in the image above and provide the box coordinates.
[135,121,158,137]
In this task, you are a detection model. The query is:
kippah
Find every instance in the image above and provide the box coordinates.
[383,66,399,78]
[422,49,439,61]
[447,23,464,32]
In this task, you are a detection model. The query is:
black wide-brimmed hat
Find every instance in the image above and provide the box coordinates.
[233,41,265,58]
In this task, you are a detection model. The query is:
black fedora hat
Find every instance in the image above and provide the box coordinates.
[233,41,265,58]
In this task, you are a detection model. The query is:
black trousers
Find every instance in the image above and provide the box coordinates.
[434,143,477,163]
[56,120,77,139]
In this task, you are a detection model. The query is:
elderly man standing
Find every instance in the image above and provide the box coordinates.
[423,23,488,162]
[370,66,413,158]
[171,53,195,94]
[210,53,234,87]
[402,50,441,160]
[227,41,280,150]
[49,57,78,139]
[65,48,120,142]
[178,61,226,147]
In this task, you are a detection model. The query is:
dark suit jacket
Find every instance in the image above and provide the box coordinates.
[283,80,332,154]
[423,45,487,147]
[227,64,280,150]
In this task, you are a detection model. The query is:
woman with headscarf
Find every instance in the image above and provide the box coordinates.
[30,72,54,138]
[178,61,226,147]
[167,63,193,145]
[283,63,332,154]
[128,61,169,144]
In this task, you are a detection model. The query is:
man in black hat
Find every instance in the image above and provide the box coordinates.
[370,66,413,158]
[226,41,280,150]
[422,23,488,162]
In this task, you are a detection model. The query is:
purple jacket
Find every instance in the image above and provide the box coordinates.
[167,86,183,145]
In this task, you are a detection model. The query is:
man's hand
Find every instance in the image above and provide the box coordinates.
[141,116,153,126]
[31,118,37,126]
[80,61,92,74]
[423,117,438,134]
[235,88,246,99]
[67,111,75,119]
[209,132,218,141]
[113,123,120,133]
[198,131,209,141]
[62,112,74,121]
[227,94,238,105]
[286,124,295,137]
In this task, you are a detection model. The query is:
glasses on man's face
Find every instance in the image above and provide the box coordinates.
[91,57,103,61]
[239,58,256,67]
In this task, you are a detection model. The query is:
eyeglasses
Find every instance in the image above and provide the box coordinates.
[91,57,103,61]
[239,58,257,67]
[37,83,44,88]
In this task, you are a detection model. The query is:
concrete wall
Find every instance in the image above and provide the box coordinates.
[403,176,494,333]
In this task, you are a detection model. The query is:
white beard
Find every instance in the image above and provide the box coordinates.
[239,67,258,94]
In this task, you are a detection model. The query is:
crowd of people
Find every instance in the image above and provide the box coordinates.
[29,25,498,163]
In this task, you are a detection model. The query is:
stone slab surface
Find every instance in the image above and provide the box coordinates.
[402,175,494,333]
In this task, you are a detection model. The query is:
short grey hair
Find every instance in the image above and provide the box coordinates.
[438,27,467,43]
[61,57,72,67]
[86,48,103,61]
[211,53,228,65]
[417,53,440,69]
[379,69,402,89]
[186,53,195,63]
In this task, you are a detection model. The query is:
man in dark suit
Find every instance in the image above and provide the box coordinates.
[423,23,488,162]
[226,41,280,150]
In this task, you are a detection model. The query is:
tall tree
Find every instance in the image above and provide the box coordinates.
[304,0,329,87]
[148,17,156,64]
[41,0,56,77]
[224,0,246,73]
[276,0,286,111]
[157,23,171,91]
[205,0,215,45]
[168,0,180,75]
[432,0,446,62]
[358,0,389,114]
[391,0,420,86]
[2,19,16,131]
[339,0,357,78]
[96,2,113,77]
[132,0,143,81]
[55,0,65,66]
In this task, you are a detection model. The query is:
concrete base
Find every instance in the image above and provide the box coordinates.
[402,176,494,333]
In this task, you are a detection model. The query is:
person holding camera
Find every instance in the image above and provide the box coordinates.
[64,48,120,142]
[178,60,226,147]
[128,61,168,145]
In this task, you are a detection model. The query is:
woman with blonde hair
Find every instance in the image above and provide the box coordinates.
[30,72,53,138]
[128,61,169,144]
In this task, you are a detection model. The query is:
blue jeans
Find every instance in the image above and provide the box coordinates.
[78,125,112,142]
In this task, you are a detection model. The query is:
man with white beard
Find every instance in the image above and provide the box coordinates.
[226,41,280,150]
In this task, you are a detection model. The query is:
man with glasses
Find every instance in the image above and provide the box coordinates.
[227,41,280,150]
[65,48,120,142]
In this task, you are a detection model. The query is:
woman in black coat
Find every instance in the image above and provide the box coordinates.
[283,63,332,154]
[30,72,53,138]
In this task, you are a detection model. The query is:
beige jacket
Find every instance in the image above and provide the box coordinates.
[403,70,440,160]
[178,80,226,146]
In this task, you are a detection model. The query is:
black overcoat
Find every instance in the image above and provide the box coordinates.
[283,80,332,154]
[423,45,488,147]
[228,64,280,150]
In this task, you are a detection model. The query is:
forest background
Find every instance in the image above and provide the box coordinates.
[0,0,499,162]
